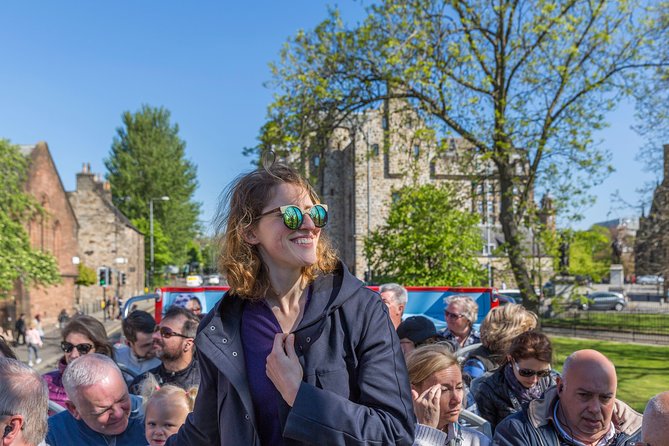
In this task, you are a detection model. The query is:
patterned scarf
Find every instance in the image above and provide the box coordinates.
[503,362,544,405]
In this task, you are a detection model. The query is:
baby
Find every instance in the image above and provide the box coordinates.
[141,375,197,446]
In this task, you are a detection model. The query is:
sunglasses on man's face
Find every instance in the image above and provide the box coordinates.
[513,360,551,378]
[61,341,94,354]
[154,325,190,339]
[259,204,328,230]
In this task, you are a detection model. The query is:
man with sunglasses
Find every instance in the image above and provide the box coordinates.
[128,306,200,395]
[494,349,642,446]
[0,358,48,446]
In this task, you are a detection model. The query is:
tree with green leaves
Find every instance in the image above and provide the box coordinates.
[75,263,96,287]
[568,225,612,282]
[364,184,485,286]
[105,105,201,279]
[0,139,61,296]
[131,218,172,279]
[254,0,666,311]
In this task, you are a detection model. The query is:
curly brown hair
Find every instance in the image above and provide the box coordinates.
[214,163,338,299]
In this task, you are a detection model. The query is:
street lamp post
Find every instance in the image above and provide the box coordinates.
[149,196,170,287]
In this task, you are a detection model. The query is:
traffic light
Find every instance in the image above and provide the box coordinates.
[98,267,108,286]
[121,272,127,285]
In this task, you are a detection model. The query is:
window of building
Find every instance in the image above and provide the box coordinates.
[413,145,420,158]
[372,144,379,156]
[313,155,320,167]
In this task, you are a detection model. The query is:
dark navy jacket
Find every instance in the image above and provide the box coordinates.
[166,263,415,445]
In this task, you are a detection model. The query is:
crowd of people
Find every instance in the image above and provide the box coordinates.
[0,162,666,446]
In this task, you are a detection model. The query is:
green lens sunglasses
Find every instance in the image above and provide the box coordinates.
[259,204,328,230]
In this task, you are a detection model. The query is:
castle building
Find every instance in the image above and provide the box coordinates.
[300,107,554,286]
[635,144,669,278]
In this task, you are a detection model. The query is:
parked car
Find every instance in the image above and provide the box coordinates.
[580,291,626,311]
[636,275,664,285]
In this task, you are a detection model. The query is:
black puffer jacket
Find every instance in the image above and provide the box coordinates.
[473,364,555,431]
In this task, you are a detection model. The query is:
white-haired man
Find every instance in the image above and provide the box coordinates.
[641,391,669,446]
[379,283,408,330]
[494,349,642,445]
[45,354,145,446]
[0,357,48,446]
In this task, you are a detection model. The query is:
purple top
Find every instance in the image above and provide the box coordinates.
[241,289,311,446]
[42,357,69,413]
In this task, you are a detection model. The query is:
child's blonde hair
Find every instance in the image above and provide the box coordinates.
[140,374,197,413]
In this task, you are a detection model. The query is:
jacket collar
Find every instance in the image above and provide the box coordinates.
[526,386,642,436]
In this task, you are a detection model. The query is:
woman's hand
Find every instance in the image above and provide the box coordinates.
[411,384,441,428]
[266,333,303,407]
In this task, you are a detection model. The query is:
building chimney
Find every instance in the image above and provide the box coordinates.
[76,162,95,191]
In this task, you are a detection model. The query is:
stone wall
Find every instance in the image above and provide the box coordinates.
[68,165,145,309]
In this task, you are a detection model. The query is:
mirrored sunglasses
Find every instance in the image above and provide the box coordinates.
[513,360,551,378]
[259,204,328,230]
[60,341,94,354]
[154,325,190,339]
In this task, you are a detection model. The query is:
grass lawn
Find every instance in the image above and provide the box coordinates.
[543,312,669,335]
[550,336,669,413]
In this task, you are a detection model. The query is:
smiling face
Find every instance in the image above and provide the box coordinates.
[151,316,191,362]
[129,331,155,360]
[247,183,321,278]
[69,372,131,435]
[145,399,189,446]
[413,365,464,430]
[64,332,96,364]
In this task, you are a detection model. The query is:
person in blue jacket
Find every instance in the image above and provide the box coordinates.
[46,354,145,446]
[166,162,415,445]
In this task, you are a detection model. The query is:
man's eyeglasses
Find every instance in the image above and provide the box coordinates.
[513,360,551,378]
[60,341,94,354]
[154,325,190,339]
[444,310,466,320]
[259,204,328,230]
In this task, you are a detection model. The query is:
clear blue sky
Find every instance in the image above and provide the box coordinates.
[0,1,657,233]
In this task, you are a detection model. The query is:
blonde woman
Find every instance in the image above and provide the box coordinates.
[462,304,538,383]
[408,344,490,445]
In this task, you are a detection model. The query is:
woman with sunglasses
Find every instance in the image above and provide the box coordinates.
[473,330,556,432]
[440,295,481,349]
[165,162,415,445]
[42,315,114,410]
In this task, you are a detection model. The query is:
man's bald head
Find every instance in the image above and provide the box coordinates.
[642,391,669,446]
[561,349,617,390]
[556,350,618,443]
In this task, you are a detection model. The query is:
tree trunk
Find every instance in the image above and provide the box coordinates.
[497,164,540,315]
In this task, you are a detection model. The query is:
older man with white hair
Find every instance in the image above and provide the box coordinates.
[45,354,145,446]
[0,357,48,446]
[641,391,669,446]
[379,283,408,330]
